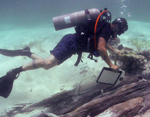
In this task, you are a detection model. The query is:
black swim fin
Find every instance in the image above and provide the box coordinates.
[0,71,19,98]
[0,47,32,57]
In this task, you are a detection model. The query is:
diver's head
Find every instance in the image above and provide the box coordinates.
[111,17,128,38]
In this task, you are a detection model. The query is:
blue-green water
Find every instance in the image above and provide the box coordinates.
[0,0,150,27]
[0,0,150,116]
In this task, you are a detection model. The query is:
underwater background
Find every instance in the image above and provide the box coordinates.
[0,0,150,116]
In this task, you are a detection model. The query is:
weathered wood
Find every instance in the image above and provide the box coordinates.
[134,109,150,117]
[18,76,140,116]
[1,83,113,117]
[139,93,150,113]
[24,83,111,115]
[95,97,143,117]
[61,81,150,117]
[2,74,150,117]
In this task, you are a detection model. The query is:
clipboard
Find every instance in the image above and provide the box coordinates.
[96,67,125,86]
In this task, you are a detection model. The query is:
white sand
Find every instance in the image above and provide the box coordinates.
[0,20,150,116]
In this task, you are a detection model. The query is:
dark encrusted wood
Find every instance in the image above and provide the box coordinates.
[61,80,150,117]
[2,74,150,117]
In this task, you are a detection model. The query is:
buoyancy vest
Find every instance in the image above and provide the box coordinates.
[74,10,111,66]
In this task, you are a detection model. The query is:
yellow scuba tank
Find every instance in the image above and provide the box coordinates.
[53,8,100,30]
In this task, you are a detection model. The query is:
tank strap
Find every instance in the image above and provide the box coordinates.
[74,52,98,66]
[74,51,83,66]
[74,9,96,66]
[84,9,91,21]
[87,53,98,62]
[94,10,108,50]
[94,9,112,50]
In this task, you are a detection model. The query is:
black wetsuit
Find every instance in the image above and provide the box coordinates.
[50,22,112,64]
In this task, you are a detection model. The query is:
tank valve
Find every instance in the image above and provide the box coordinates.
[104,8,107,11]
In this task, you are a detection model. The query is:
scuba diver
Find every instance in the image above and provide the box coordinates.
[0,8,128,98]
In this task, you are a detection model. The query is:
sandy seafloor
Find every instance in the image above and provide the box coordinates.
[0,20,150,116]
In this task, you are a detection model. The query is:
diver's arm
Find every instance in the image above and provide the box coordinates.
[106,44,115,52]
[97,37,119,70]
[106,44,121,55]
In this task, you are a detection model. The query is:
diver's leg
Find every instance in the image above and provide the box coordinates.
[7,34,78,74]
[11,54,59,75]
[0,54,59,98]
[30,53,43,60]
[0,34,78,98]
[23,54,59,70]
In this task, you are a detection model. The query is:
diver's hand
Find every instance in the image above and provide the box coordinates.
[110,64,119,71]
[108,49,122,56]
[114,50,122,56]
